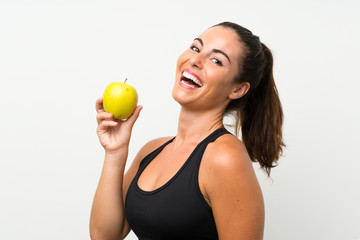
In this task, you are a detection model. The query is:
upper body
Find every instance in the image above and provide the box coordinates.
[90,22,284,240]
[124,128,264,240]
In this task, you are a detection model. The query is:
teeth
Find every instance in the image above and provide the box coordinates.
[181,80,196,88]
[182,71,203,87]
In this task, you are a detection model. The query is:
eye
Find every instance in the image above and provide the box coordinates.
[190,45,200,53]
[211,57,223,66]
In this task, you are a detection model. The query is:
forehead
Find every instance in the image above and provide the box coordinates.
[198,26,244,58]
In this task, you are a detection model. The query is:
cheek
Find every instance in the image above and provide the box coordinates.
[176,50,189,68]
[175,54,185,82]
[208,69,236,94]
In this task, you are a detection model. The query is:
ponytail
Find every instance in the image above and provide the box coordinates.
[216,22,285,176]
[240,43,284,176]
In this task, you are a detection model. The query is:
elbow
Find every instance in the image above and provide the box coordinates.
[89,226,123,240]
[89,226,108,240]
[89,227,103,240]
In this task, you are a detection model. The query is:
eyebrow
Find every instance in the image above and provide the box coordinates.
[193,38,231,64]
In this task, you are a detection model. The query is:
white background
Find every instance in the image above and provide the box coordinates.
[1,0,359,239]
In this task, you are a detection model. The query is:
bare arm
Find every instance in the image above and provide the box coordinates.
[201,135,265,240]
[89,98,142,240]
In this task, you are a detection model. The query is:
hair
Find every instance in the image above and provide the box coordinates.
[213,22,285,176]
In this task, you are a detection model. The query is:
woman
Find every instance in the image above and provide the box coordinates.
[90,22,284,240]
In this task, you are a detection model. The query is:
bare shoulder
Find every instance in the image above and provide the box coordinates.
[203,133,254,175]
[200,133,264,238]
[200,133,261,200]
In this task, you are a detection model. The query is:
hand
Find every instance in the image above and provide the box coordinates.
[96,97,142,153]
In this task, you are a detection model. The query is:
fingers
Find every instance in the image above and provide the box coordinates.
[97,112,118,133]
[96,97,105,113]
[125,105,143,127]
[98,119,118,129]
[97,111,114,125]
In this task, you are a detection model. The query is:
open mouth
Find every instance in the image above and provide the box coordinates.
[180,70,203,89]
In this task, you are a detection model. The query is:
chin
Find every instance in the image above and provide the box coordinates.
[172,85,188,106]
[172,86,182,105]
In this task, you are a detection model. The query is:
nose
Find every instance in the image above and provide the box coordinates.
[189,53,203,69]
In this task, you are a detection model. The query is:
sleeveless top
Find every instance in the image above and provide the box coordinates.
[125,128,230,240]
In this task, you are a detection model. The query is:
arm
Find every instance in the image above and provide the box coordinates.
[201,135,265,240]
[89,98,142,240]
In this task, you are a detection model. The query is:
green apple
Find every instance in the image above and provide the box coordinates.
[103,79,138,120]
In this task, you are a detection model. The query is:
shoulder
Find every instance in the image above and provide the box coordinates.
[203,133,253,174]
[200,133,262,201]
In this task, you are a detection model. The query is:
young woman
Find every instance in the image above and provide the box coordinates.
[90,22,284,240]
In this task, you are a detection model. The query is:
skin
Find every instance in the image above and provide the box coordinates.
[90,26,264,240]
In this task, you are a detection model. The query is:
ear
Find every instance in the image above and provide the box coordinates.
[228,82,250,100]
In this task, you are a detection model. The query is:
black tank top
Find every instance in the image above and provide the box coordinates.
[125,128,230,240]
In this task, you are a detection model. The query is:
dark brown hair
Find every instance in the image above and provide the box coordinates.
[214,22,285,176]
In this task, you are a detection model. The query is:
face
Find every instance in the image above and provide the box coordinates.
[172,26,246,112]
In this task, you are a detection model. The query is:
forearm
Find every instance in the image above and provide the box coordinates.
[90,150,128,240]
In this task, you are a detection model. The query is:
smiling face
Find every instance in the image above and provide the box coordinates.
[172,26,247,113]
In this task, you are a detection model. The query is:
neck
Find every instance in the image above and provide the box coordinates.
[174,107,224,147]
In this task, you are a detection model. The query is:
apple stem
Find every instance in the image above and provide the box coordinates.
[124,78,127,84]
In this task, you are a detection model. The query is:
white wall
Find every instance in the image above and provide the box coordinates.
[0,0,359,239]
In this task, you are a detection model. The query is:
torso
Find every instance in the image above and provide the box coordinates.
[125,128,232,240]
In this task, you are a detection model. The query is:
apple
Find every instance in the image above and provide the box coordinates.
[103,79,138,120]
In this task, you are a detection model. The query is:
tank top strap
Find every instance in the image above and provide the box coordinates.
[191,127,231,166]
[206,127,230,142]
[138,136,175,170]
[198,127,230,149]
